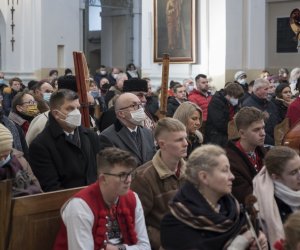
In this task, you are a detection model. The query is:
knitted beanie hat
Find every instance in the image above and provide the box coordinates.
[0,123,13,153]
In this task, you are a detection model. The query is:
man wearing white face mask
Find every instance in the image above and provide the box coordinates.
[205,82,244,147]
[29,89,100,192]
[99,92,156,166]
[234,70,249,94]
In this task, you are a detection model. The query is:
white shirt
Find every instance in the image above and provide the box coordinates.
[61,192,151,250]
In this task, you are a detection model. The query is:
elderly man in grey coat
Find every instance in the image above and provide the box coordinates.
[98,92,156,166]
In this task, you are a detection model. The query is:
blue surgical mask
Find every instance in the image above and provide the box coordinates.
[90,91,100,98]
[43,92,52,102]
[0,79,4,85]
[0,154,11,168]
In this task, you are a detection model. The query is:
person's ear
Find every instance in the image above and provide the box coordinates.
[198,170,209,186]
[239,128,245,138]
[157,138,165,149]
[16,105,23,113]
[271,173,280,180]
[116,110,125,119]
[99,173,106,183]
[51,109,62,121]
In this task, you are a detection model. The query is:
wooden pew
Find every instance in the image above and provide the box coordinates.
[0,180,12,250]
[0,179,84,250]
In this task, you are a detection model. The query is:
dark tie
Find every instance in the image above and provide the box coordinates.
[131,131,142,151]
[68,134,74,140]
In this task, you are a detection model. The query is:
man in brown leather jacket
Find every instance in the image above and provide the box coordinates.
[131,117,188,250]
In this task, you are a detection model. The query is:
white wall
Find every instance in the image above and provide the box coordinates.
[0,0,82,81]
[41,0,81,70]
[225,0,267,81]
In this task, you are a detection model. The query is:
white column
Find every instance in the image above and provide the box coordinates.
[207,0,226,88]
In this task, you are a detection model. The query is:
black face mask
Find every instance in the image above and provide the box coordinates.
[16,110,34,122]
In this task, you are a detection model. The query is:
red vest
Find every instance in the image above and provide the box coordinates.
[53,182,137,250]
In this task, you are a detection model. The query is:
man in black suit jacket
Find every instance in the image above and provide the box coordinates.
[29,89,100,191]
[99,92,156,166]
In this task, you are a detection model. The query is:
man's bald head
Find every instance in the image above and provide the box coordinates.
[115,92,141,111]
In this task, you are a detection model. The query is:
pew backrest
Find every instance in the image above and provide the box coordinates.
[0,179,84,250]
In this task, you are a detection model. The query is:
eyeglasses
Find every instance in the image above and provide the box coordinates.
[21,100,37,105]
[103,169,136,182]
[119,103,143,111]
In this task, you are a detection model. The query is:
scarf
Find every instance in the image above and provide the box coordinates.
[253,167,284,249]
[169,181,247,249]
[274,180,300,211]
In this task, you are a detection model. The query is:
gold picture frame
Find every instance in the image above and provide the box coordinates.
[154,0,196,63]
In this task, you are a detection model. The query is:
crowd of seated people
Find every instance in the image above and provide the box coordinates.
[1,65,300,249]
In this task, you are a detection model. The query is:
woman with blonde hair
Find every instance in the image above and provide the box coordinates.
[173,101,202,157]
[253,146,300,249]
[161,144,268,249]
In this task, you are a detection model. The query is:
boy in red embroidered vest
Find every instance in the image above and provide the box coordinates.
[226,107,267,204]
[54,148,150,250]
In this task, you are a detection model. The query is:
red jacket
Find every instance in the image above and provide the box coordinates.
[54,182,137,250]
[188,90,212,121]
[286,97,300,127]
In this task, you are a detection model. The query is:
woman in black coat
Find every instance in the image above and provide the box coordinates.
[271,83,293,123]
[160,145,268,250]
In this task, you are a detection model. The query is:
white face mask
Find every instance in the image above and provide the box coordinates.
[0,154,11,168]
[229,97,239,106]
[238,78,247,85]
[113,73,118,79]
[187,85,194,92]
[129,107,146,125]
[57,109,82,128]
[100,70,106,75]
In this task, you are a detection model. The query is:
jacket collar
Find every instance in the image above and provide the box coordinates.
[152,150,186,179]
[191,89,211,97]
[251,93,268,105]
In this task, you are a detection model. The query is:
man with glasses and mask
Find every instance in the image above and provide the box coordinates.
[99,92,156,166]
[98,79,155,132]
[54,147,151,250]
[29,89,100,191]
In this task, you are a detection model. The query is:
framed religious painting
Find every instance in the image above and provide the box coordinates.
[154,0,196,63]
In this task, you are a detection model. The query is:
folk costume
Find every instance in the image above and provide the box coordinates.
[54,181,150,250]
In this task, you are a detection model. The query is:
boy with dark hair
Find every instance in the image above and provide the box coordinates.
[226,106,267,204]
[166,84,186,117]
[54,147,150,250]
